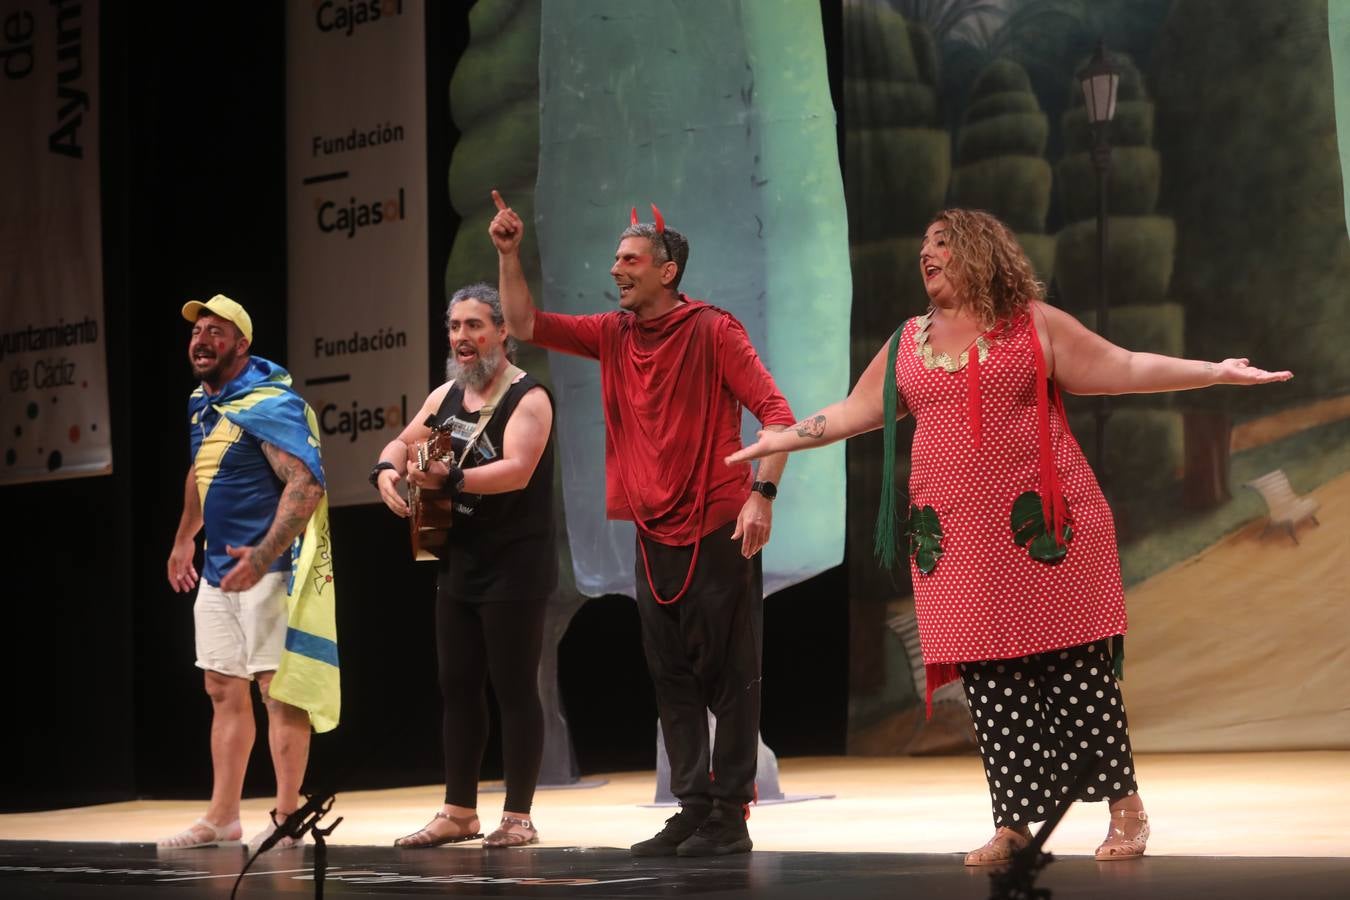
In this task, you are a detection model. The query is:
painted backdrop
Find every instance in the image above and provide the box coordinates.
[845,0,1350,756]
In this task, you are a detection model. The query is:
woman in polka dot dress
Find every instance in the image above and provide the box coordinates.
[728,209,1292,865]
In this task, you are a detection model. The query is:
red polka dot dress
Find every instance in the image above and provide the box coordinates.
[896,310,1127,705]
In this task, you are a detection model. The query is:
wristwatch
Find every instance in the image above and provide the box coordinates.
[751,480,777,501]
[369,461,397,488]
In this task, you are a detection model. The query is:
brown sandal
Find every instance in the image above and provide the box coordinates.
[482,814,538,848]
[393,811,482,848]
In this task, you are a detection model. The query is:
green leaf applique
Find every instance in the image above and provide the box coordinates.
[1010,491,1073,563]
[905,503,944,574]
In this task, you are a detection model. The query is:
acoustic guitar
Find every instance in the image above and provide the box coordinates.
[408,426,457,561]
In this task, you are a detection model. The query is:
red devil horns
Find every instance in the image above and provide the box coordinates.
[627,204,667,233]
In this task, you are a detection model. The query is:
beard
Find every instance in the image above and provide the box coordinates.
[191,345,239,387]
[446,342,504,391]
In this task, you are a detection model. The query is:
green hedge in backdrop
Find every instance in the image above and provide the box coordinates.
[1153,0,1350,413]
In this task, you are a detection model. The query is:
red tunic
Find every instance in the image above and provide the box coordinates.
[532,297,795,547]
[896,311,1127,701]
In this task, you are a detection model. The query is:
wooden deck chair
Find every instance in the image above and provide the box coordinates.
[885,601,967,710]
[1243,469,1321,544]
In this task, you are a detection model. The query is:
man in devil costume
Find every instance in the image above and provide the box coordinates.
[489,191,795,856]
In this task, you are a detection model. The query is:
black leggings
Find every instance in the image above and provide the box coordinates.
[435,586,547,813]
[959,640,1139,828]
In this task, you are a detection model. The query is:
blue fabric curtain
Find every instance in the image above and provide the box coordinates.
[535,0,850,596]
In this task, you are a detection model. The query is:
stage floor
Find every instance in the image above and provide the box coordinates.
[2,842,1348,899]
[2,753,1347,897]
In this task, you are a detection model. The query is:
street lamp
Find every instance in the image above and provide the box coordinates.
[1079,39,1120,485]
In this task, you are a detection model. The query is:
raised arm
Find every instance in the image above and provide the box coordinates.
[726,338,908,465]
[490,189,537,340]
[167,465,204,592]
[1035,301,1292,396]
[218,443,325,592]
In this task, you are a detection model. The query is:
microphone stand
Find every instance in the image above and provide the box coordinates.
[230,791,343,900]
[988,757,1099,900]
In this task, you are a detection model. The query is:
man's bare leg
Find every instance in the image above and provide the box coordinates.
[158,671,252,847]
[256,671,311,819]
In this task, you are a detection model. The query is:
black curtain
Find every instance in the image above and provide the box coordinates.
[5,0,847,814]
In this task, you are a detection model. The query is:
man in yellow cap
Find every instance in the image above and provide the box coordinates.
[181,293,255,346]
[160,295,337,852]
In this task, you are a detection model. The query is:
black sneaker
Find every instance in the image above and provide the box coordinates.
[676,804,753,857]
[630,803,712,857]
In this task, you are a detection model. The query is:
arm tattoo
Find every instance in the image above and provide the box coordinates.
[255,442,325,569]
[796,415,827,439]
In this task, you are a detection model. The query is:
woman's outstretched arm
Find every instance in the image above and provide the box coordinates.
[727,339,907,464]
[1036,301,1292,396]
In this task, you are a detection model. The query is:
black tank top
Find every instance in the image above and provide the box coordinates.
[427,372,557,602]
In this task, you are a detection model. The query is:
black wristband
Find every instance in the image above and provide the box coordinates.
[369,461,397,488]
[445,464,466,497]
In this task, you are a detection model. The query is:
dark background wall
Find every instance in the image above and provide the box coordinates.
[4,1,847,812]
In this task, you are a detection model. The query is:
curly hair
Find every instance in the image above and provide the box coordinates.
[929,209,1044,326]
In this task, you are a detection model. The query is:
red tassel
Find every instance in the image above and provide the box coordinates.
[965,320,1014,453]
[652,203,665,234]
[1028,314,1067,547]
[967,346,982,452]
[1050,381,1070,534]
[924,662,960,719]
[630,206,639,226]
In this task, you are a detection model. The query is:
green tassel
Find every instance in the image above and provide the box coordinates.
[1111,634,1126,680]
[873,328,904,569]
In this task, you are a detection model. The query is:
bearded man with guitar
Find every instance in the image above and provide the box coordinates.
[370,282,556,849]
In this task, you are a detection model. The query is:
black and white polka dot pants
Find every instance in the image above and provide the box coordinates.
[959,640,1138,828]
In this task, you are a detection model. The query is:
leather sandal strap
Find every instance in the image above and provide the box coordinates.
[990,827,1029,844]
[395,811,482,847]
[499,815,534,830]
[1111,809,1148,822]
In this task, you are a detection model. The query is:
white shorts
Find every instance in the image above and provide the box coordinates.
[194,571,290,679]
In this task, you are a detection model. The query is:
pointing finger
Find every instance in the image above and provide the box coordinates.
[491,189,508,211]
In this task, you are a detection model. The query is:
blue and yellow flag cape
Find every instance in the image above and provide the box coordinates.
[193,357,340,733]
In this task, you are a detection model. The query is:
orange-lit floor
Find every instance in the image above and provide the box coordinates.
[3,752,1345,858]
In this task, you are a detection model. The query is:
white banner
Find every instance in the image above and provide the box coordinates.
[286,0,428,507]
[0,0,110,484]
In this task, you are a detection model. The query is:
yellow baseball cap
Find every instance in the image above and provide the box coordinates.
[181,294,253,345]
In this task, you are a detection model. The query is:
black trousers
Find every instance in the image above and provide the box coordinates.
[960,640,1139,827]
[635,520,762,808]
[435,582,547,814]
